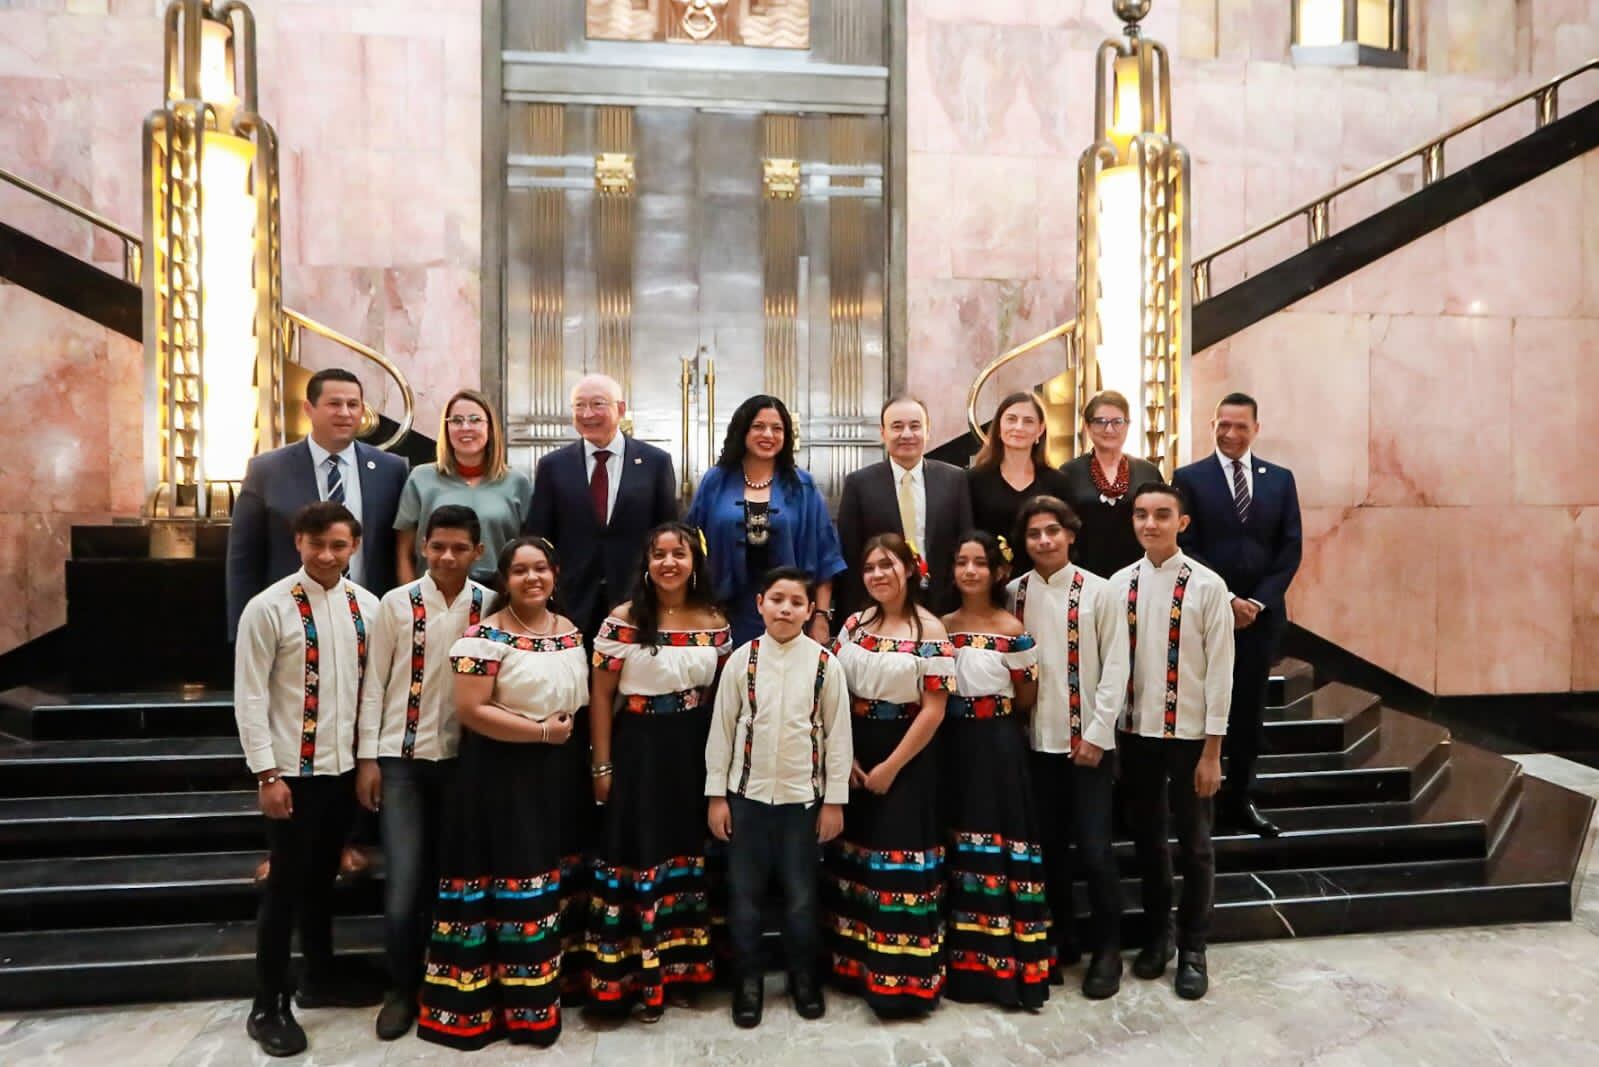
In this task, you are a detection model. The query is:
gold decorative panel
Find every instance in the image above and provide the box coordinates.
[586,0,810,50]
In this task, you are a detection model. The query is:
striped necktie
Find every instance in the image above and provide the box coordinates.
[326,455,345,505]
[1231,459,1250,522]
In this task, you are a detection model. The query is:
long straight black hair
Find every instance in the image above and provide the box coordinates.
[715,394,799,485]
[625,522,719,652]
[857,532,928,642]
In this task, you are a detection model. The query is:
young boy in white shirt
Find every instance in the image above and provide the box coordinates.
[705,567,852,1029]
[1111,482,1234,1001]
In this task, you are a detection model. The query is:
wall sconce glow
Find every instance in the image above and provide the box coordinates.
[1292,0,1407,67]
[143,0,282,520]
[1074,0,1190,476]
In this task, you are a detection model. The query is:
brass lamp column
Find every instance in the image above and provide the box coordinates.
[143,0,282,529]
[1075,0,1190,477]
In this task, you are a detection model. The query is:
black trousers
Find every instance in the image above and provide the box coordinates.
[257,772,357,998]
[1226,614,1286,796]
[726,795,821,980]
[1028,750,1120,956]
[379,757,455,995]
[1120,734,1215,953]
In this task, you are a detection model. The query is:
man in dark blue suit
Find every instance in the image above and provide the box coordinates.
[1172,392,1302,837]
[227,368,410,639]
[523,373,678,640]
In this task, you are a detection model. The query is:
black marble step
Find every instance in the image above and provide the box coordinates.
[0,737,248,796]
[1261,682,1381,755]
[0,687,236,741]
[0,791,259,860]
[0,916,383,1012]
[0,850,383,932]
[1268,657,1314,710]
[1255,709,1450,805]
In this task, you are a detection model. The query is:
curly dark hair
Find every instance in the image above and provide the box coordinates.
[715,394,799,486]
[487,536,561,617]
[625,522,719,653]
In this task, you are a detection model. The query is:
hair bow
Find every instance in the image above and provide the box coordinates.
[696,527,709,558]
[995,535,1014,564]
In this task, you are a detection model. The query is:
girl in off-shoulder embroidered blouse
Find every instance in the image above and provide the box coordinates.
[583,523,732,1022]
[417,537,589,1052]
[940,530,1050,1011]
[824,533,954,1019]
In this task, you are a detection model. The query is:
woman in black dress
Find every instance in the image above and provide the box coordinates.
[1058,390,1164,578]
[966,392,1071,551]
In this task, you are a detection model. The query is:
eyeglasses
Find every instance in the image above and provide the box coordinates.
[446,415,487,428]
[572,400,614,414]
[1088,417,1129,429]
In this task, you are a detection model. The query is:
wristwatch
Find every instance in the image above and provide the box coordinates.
[257,773,282,788]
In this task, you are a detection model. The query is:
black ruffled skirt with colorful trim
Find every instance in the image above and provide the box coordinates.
[823,705,945,1016]
[417,728,581,1050]
[939,695,1050,1009]
[583,689,716,1009]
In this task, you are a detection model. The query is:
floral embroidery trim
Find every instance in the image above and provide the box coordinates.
[594,617,732,649]
[1124,562,1191,736]
[402,584,482,757]
[948,632,1036,654]
[289,583,367,775]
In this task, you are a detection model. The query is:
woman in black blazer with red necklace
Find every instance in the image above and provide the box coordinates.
[1058,390,1164,579]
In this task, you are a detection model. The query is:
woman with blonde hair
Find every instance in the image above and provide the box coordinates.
[396,389,533,588]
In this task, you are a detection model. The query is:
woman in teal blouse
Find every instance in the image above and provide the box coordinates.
[395,389,533,588]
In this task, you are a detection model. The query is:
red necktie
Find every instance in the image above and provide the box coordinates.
[590,449,611,525]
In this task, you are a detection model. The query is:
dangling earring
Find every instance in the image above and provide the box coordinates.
[645,572,653,586]
[691,572,698,590]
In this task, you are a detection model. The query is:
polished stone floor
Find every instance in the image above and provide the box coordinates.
[3,753,1596,1067]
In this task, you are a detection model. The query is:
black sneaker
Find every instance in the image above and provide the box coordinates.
[732,975,764,1029]
[1132,937,1175,981]
[1081,951,1123,1000]
[247,994,308,1058]
[1174,950,1209,1000]
[374,992,417,1041]
[790,971,825,1020]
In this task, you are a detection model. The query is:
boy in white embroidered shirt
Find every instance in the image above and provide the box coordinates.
[1111,482,1234,1003]
[705,567,852,1030]
[355,504,490,1041]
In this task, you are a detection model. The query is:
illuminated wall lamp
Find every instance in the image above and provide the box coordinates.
[1074,0,1190,476]
[143,0,283,536]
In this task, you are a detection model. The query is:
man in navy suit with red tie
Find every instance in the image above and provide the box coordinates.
[523,373,679,640]
[1172,392,1302,837]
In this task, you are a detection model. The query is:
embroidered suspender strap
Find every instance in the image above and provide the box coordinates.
[290,584,367,775]
[737,639,761,795]
[1065,570,1084,749]
[1014,573,1029,622]
[1163,565,1192,737]
[469,586,483,626]
[1123,564,1191,737]
[402,587,428,757]
[810,649,829,801]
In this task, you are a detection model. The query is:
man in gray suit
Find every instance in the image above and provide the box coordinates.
[836,395,975,619]
[226,368,410,638]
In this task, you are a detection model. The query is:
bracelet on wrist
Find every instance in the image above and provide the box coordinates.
[257,773,282,788]
[590,762,614,779]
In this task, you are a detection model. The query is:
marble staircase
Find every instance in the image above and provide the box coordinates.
[0,662,1590,1011]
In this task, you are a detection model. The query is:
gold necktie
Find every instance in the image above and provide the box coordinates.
[897,468,918,547]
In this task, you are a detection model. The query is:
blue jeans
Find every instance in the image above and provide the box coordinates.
[726,795,821,980]
[379,757,456,994]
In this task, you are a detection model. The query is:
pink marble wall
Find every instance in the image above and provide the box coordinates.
[0,0,480,652]
[913,1,1599,695]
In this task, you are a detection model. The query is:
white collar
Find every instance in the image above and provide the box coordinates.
[307,437,357,468]
[583,433,624,459]
[759,631,814,658]
[1215,447,1253,471]
[889,457,926,484]
[293,567,343,597]
[1031,562,1077,587]
[1142,550,1188,573]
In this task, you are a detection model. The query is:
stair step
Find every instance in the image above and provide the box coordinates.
[0,737,247,796]
[0,916,383,1012]
[1268,657,1314,709]
[0,687,236,741]
[0,791,259,860]
[1255,709,1450,805]
[0,851,383,931]
[1261,682,1382,754]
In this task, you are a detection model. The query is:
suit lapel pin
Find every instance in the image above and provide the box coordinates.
[367,460,376,470]
[634,457,642,464]
[1257,466,1265,475]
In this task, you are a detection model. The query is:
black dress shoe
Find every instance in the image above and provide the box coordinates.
[1132,937,1175,980]
[247,994,308,1057]
[790,971,826,1019]
[732,975,764,1029]
[1081,951,1123,1000]
[374,992,417,1041]
[296,973,384,1009]
[1174,949,1209,1000]
[1228,796,1282,838]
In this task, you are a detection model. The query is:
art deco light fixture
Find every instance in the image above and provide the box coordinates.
[1291,0,1407,69]
[143,0,282,521]
[1074,0,1190,476]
